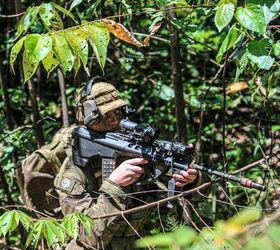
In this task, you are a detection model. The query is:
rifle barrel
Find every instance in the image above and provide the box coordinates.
[174,162,266,191]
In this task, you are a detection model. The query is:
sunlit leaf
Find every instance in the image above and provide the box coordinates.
[235,4,266,34]
[16,210,33,231]
[215,1,235,32]
[39,3,63,31]
[0,211,19,236]
[228,208,261,225]
[86,22,110,70]
[22,49,39,83]
[52,33,75,74]
[216,26,238,62]
[10,37,26,73]
[42,51,60,77]
[65,29,88,72]
[100,19,144,47]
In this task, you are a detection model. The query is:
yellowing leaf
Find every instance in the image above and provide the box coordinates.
[100,19,144,47]
[144,23,161,46]
[226,81,248,94]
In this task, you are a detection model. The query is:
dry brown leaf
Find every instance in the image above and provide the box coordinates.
[143,23,162,46]
[226,81,248,94]
[100,19,144,47]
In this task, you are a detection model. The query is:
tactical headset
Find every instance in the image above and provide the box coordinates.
[78,76,110,126]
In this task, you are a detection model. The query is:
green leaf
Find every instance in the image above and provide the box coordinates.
[16,210,32,231]
[53,3,77,22]
[216,27,238,62]
[73,55,81,76]
[22,49,40,82]
[235,4,266,34]
[25,34,52,61]
[65,29,89,73]
[52,33,75,74]
[39,3,63,31]
[77,213,94,234]
[42,51,60,77]
[215,1,235,32]
[86,22,110,70]
[62,214,79,239]
[32,221,44,249]
[0,211,19,236]
[228,208,261,225]
[273,41,280,58]
[247,40,275,70]
[267,224,280,247]
[16,6,39,39]
[43,220,65,247]
[10,37,26,73]
[70,0,83,11]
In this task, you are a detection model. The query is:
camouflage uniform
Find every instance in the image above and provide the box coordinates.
[54,79,209,249]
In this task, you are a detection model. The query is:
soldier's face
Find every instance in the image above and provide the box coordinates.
[89,109,120,132]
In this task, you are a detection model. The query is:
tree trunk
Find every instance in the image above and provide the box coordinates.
[0,54,14,205]
[167,9,187,143]
[27,80,45,147]
[57,68,70,127]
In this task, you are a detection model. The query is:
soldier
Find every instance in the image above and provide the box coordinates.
[54,77,202,250]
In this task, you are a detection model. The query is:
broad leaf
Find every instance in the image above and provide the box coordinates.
[32,221,44,249]
[65,29,89,72]
[52,33,75,74]
[16,6,39,39]
[62,213,79,239]
[22,49,40,82]
[216,27,238,62]
[100,19,143,47]
[0,211,19,236]
[235,4,266,34]
[43,220,65,247]
[247,40,275,70]
[73,56,81,76]
[42,51,60,77]
[25,34,52,61]
[10,37,26,73]
[17,210,32,231]
[86,22,110,70]
[39,3,63,31]
[215,1,235,32]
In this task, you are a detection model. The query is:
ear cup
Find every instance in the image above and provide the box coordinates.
[82,99,100,126]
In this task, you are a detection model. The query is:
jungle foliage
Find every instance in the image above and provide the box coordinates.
[0,0,279,249]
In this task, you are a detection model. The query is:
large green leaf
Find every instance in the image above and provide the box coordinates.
[86,22,110,70]
[16,210,32,231]
[42,51,60,77]
[247,39,275,70]
[25,34,52,61]
[16,6,39,39]
[235,4,266,34]
[53,3,77,22]
[52,33,75,74]
[39,3,63,31]
[65,29,89,73]
[216,27,238,62]
[10,37,26,72]
[43,220,65,247]
[0,211,19,236]
[215,1,235,32]
[22,50,40,83]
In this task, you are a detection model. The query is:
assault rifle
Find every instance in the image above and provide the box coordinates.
[72,118,266,197]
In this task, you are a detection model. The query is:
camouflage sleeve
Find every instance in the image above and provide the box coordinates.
[54,157,128,248]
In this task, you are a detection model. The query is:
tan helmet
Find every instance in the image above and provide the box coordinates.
[76,77,127,126]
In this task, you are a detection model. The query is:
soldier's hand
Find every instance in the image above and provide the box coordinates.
[173,169,198,187]
[108,158,148,187]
